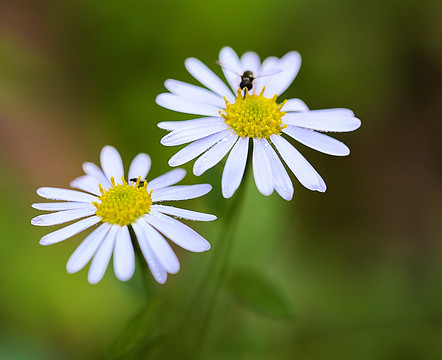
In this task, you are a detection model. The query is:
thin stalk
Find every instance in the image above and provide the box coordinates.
[194,158,252,359]
[129,226,153,300]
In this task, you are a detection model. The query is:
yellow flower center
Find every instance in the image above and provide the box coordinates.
[93,176,153,226]
[220,88,287,139]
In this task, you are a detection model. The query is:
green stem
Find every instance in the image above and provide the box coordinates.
[194,160,251,359]
[129,226,153,300]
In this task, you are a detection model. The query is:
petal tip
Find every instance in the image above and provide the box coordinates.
[39,238,50,246]
[31,217,43,226]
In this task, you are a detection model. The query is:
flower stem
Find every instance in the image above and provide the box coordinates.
[194,160,251,359]
[129,226,153,300]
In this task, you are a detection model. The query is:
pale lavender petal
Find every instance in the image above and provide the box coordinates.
[283,126,350,156]
[156,93,222,117]
[145,211,211,252]
[83,162,111,188]
[193,133,238,176]
[113,226,135,281]
[128,153,151,181]
[160,122,228,147]
[164,79,226,108]
[168,130,232,167]
[70,175,100,196]
[157,121,182,131]
[32,202,95,211]
[240,51,261,76]
[260,51,301,97]
[282,98,309,112]
[152,204,217,222]
[100,146,124,185]
[88,225,118,284]
[158,117,223,131]
[185,57,234,101]
[147,169,186,190]
[31,208,96,226]
[151,184,212,202]
[252,138,274,196]
[254,56,278,94]
[219,46,242,93]
[262,139,294,201]
[66,223,111,273]
[132,221,167,284]
[271,134,326,192]
[37,187,97,203]
[283,109,361,132]
[221,137,249,198]
[39,216,101,246]
[139,220,180,274]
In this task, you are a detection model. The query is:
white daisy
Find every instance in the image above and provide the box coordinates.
[31,145,216,284]
[156,46,361,200]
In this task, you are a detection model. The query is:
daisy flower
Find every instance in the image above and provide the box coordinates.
[31,146,215,284]
[156,47,361,200]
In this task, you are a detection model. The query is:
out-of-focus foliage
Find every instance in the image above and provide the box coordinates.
[0,0,440,359]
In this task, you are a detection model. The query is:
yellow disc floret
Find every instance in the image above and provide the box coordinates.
[220,87,287,139]
[93,176,152,226]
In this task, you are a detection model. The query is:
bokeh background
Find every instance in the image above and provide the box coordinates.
[0,0,441,359]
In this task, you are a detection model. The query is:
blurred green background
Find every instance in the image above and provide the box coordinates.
[0,0,441,359]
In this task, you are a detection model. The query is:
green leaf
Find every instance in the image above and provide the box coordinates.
[226,267,295,319]
[105,300,160,360]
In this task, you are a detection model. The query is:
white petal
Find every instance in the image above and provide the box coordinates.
[260,51,301,97]
[252,138,274,196]
[83,162,111,188]
[139,220,180,274]
[164,79,226,108]
[31,208,96,226]
[100,146,124,185]
[221,137,249,198]
[156,93,221,117]
[241,51,261,76]
[157,121,181,131]
[262,139,294,201]
[193,133,237,176]
[132,221,168,284]
[113,226,135,281]
[158,117,223,131]
[145,211,211,252]
[152,204,217,222]
[271,134,326,192]
[283,98,309,112]
[67,223,111,273]
[185,57,234,101]
[283,126,350,156]
[151,184,212,202]
[37,187,97,203]
[283,109,361,132]
[168,130,232,167]
[253,56,278,94]
[128,153,151,181]
[160,121,228,147]
[70,175,100,196]
[32,202,95,211]
[39,216,101,246]
[88,225,118,284]
[147,169,186,190]
[219,46,242,93]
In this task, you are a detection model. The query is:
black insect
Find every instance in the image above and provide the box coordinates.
[130,178,147,187]
[239,70,255,92]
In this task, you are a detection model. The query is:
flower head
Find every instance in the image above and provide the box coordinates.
[156,47,361,200]
[31,146,216,284]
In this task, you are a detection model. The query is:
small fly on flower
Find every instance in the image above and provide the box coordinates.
[216,60,282,97]
[130,177,147,187]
